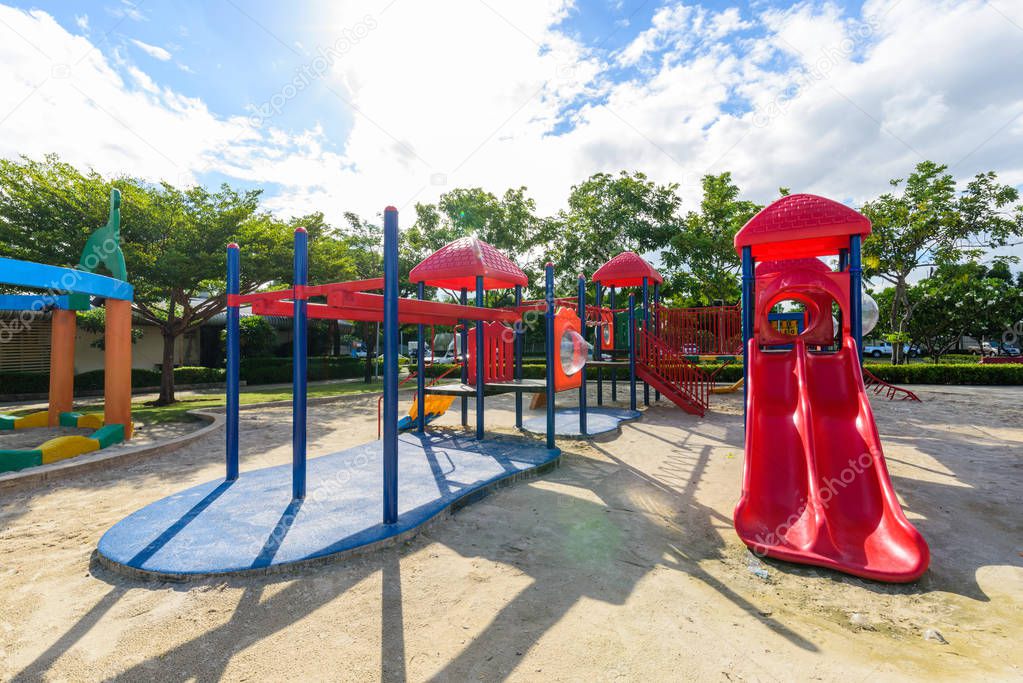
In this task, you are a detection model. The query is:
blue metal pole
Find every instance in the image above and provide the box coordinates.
[475,275,485,439]
[838,248,849,272]
[849,235,864,357]
[514,284,523,429]
[642,277,650,406]
[577,274,587,436]
[741,246,754,430]
[225,243,240,481]
[609,286,617,402]
[544,263,556,450]
[460,287,468,427]
[628,294,637,412]
[382,206,400,525]
[594,281,603,406]
[417,281,426,433]
[653,282,660,402]
[292,228,309,500]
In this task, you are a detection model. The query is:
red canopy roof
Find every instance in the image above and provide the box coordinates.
[756,257,831,275]
[591,252,663,287]
[409,236,527,290]
[734,194,870,260]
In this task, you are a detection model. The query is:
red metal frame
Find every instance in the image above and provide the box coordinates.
[653,304,742,356]
[635,327,709,415]
[467,322,515,384]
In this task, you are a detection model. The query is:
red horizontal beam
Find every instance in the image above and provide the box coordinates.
[329,290,521,324]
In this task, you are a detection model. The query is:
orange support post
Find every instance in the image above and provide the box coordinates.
[104,299,133,439]
[48,309,77,426]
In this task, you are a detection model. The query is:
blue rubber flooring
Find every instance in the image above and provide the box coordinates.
[98,433,560,577]
[522,407,642,437]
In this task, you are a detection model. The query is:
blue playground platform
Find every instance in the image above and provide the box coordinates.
[97,433,560,579]
[521,406,642,439]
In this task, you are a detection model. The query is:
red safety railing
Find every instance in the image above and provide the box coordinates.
[654,304,742,356]
[636,327,710,416]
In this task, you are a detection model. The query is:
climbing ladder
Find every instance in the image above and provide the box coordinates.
[861,367,921,401]
[635,327,710,416]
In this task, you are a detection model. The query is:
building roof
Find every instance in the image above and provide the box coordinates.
[409,236,527,290]
[591,251,663,287]
[734,194,871,260]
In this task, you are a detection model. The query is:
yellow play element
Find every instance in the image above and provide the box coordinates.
[711,377,744,394]
[76,413,105,429]
[409,395,456,421]
[38,435,101,464]
[14,411,50,429]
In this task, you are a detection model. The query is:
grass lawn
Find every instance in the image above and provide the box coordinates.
[132,379,397,425]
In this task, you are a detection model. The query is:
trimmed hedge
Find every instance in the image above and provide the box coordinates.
[240,356,369,385]
[0,366,226,395]
[866,363,1023,385]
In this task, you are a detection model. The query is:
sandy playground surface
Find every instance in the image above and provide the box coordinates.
[0,383,1020,681]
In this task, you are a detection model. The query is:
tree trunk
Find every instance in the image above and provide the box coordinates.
[157,330,176,405]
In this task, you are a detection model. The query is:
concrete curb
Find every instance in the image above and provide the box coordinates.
[0,390,386,492]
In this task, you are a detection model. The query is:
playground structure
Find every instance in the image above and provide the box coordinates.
[0,190,133,473]
[733,194,929,582]
[97,192,929,584]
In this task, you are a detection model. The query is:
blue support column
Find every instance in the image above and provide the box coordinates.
[225,243,240,481]
[514,285,523,429]
[849,235,864,357]
[382,207,400,525]
[475,275,485,439]
[653,282,660,402]
[838,248,849,272]
[741,246,754,430]
[594,281,603,406]
[642,277,650,406]
[609,286,617,402]
[577,274,587,436]
[459,288,468,427]
[416,281,426,433]
[292,228,309,500]
[628,294,637,412]
[544,263,556,451]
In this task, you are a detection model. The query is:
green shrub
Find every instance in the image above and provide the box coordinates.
[174,366,226,384]
[240,356,368,385]
[0,372,50,395]
[867,363,1023,385]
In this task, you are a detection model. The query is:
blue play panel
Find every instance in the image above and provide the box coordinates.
[97,433,560,579]
[521,407,641,438]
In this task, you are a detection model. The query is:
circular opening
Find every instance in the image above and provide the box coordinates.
[767,298,805,338]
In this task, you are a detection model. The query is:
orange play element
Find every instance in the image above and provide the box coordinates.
[104,298,133,439]
[599,309,614,348]
[552,307,586,392]
[48,309,77,426]
[467,321,514,384]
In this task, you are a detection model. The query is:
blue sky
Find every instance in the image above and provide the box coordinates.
[0,0,1020,249]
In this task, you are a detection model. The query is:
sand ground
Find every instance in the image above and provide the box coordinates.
[0,383,1020,682]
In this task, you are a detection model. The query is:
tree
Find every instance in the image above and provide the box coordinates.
[861,160,1023,363]
[0,155,369,404]
[662,173,761,305]
[533,171,681,294]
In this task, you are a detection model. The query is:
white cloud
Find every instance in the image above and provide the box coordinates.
[0,0,1020,247]
[129,38,171,61]
[74,14,88,31]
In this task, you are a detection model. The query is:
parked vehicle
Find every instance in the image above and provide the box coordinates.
[862,341,919,359]
[1002,343,1022,356]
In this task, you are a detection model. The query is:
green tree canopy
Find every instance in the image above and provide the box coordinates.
[861,160,1023,363]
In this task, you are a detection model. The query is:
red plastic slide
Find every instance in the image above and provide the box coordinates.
[734,336,929,582]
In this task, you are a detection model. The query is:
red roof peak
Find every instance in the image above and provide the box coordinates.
[591,251,663,287]
[409,236,527,290]
[734,194,870,260]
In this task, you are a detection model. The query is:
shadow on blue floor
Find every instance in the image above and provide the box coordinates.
[522,406,642,438]
[97,432,560,578]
